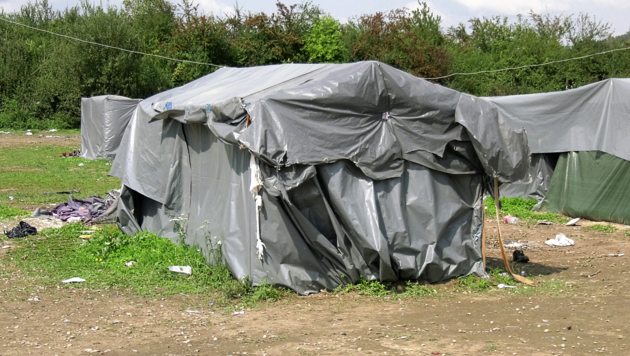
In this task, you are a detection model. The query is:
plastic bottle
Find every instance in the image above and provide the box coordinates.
[504,216,519,224]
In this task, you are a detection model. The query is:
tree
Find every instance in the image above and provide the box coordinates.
[303,15,344,63]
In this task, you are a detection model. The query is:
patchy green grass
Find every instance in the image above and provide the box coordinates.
[0,203,30,219]
[4,223,287,307]
[0,145,120,207]
[485,197,568,224]
[586,224,617,233]
[332,268,562,298]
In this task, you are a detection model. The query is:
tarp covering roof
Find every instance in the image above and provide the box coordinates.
[81,95,141,160]
[111,61,531,294]
[482,78,630,162]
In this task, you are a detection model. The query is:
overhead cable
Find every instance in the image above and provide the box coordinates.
[0,17,225,68]
[424,46,630,80]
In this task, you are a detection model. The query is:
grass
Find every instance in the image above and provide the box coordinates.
[3,223,287,307]
[0,145,120,207]
[331,268,561,298]
[485,197,568,224]
[586,224,617,233]
[0,203,30,219]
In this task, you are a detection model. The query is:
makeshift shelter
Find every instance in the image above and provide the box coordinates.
[110,61,529,294]
[482,78,630,224]
[81,95,142,160]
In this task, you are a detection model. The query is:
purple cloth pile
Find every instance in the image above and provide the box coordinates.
[31,190,120,224]
[51,196,110,223]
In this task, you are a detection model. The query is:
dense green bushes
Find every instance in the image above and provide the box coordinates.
[0,0,628,129]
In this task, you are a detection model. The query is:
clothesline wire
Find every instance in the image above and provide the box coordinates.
[0,17,225,68]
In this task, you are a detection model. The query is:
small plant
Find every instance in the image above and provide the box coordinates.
[457,274,491,291]
[356,278,391,296]
[401,281,437,297]
[586,224,617,233]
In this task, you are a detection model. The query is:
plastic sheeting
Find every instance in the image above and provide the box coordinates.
[111,61,530,294]
[535,151,630,225]
[500,154,554,201]
[81,95,141,160]
[481,79,630,161]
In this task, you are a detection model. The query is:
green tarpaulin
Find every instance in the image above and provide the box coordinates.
[534,151,630,224]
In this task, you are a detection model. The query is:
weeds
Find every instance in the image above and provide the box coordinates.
[485,197,567,224]
[0,203,29,219]
[0,145,120,206]
[5,223,283,306]
[586,224,617,233]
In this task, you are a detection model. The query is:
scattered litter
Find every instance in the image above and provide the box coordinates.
[513,250,530,263]
[545,234,575,247]
[27,296,40,301]
[504,216,519,224]
[505,242,525,249]
[3,221,38,239]
[582,269,602,278]
[499,272,509,277]
[169,266,192,275]
[49,129,57,132]
[67,217,82,223]
[79,235,91,239]
[125,261,137,267]
[497,284,517,289]
[84,348,100,353]
[537,221,552,225]
[608,254,624,257]
[26,132,33,136]
[233,310,245,316]
[62,277,86,284]
[78,163,84,166]
[45,135,53,138]
[8,196,13,200]
[43,189,80,195]
[2,246,9,249]
[566,218,581,226]
[186,310,200,314]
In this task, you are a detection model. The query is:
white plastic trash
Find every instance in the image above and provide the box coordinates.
[169,266,192,275]
[26,132,32,136]
[62,277,85,283]
[497,284,517,289]
[78,163,84,167]
[545,234,575,247]
[49,129,57,132]
[566,218,581,226]
[504,216,519,224]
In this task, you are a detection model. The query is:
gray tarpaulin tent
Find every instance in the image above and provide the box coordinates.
[110,61,530,294]
[81,95,142,160]
[481,79,630,223]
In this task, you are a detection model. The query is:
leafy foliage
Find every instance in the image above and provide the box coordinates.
[0,0,629,129]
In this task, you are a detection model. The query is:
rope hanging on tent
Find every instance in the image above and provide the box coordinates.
[493,178,534,286]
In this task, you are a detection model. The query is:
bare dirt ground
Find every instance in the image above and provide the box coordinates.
[1,220,629,356]
[1,133,628,355]
[0,133,81,149]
